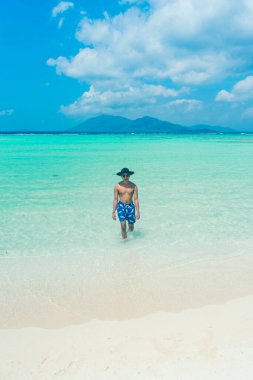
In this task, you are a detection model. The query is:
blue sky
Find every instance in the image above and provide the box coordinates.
[1,0,253,131]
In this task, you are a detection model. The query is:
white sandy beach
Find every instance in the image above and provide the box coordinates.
[1,295,253,380]
[1,254,253,379]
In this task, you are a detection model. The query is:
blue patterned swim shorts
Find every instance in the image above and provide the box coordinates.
[116,200,136,224]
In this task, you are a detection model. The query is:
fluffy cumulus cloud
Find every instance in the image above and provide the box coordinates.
[51,1,74,18]
[216,76,253,102]
[0,109,14,116]
[47,0,253,125]
[60,84,189,116]
[168,99,202,112]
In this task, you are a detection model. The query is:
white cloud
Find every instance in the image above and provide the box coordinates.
[47,0,253,119]
[234,0,253,37]
[215,90,234,102]
[0,109,14,116]
[52,1,74,18]
[58,17,65,29]
[48,2,239,87]
[168,99,202,112]
[61,84,187,116]
[233,76,253,94]
[216,76,253,102]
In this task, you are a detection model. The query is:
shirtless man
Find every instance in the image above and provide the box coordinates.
[112,167,140,239]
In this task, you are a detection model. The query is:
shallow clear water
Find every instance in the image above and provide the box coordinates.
[0,134,252,270]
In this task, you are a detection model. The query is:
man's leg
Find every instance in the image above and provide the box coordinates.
[127,204,136,232]
[120,221,127,239]
[128,222,134,232]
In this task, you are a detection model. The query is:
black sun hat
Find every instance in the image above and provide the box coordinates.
[116,167,135,176]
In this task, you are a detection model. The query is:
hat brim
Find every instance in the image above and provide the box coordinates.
[117,171,134,176]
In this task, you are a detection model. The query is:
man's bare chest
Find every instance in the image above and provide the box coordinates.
[118,185,134,196]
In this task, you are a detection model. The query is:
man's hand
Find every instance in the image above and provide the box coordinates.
[136,211,140,220]
[112,211,116,220]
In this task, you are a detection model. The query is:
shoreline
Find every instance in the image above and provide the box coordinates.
[1,253,253,329]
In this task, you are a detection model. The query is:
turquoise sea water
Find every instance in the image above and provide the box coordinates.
[0,134,253,270]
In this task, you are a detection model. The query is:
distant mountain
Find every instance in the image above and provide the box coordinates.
[69,115,133,133]
[67,115,238,134]
[187,124,236,133]
[0,115,248,134]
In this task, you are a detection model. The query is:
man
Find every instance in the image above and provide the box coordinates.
[112,167,140,239]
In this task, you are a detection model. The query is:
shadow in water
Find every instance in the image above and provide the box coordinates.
[131,229,146,239]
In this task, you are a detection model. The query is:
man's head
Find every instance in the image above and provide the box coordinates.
[116,168,134,180]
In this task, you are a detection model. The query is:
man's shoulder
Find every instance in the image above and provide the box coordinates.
[116,181,126,187]
[115,182,124,188]
[129,181,137,189]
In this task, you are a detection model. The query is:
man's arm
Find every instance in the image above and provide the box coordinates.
[112,185,118,220]
[134,185,140,219]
